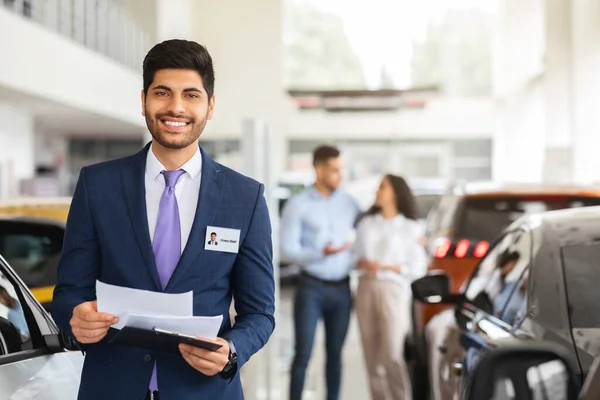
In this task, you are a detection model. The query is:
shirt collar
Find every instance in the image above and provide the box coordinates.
[374,212,406,225]
[308,185,339,199]
[146,146,203,180]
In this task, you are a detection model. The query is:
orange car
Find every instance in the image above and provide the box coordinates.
[417,182,600,330]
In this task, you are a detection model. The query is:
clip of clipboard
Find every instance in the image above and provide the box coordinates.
[108,326,222,355]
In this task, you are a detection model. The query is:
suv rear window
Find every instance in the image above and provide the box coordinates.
[454,196,600,242]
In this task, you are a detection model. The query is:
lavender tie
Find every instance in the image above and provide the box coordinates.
[149,169,186,392]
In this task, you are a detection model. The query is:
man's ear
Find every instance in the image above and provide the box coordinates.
[141,90,146,116]
[207,95,216,120]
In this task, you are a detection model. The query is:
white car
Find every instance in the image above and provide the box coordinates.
[0,253,83,398]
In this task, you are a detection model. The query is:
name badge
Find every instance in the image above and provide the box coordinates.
[205,226,241,254]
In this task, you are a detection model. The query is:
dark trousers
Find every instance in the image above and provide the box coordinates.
[289,274,352,400]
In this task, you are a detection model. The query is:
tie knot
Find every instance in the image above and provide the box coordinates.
[162,169,186,188]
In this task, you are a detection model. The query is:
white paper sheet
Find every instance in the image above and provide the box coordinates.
[119,312,223,339]
[96,280,193,329]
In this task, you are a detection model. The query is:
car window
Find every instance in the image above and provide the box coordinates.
[498,267,530,327]
[453,196,600,242]
[562,243,600,328]
[0,271,34,353]
[0,221,63,289]
[464,228,532,319]
[425,194,457,236]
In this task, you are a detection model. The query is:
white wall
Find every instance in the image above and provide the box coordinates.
[0,104,35,197]
[0,7,145,128]
[286,97,496,139]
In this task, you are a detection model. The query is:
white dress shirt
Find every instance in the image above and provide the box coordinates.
[355,213,427,287]
[145,146,202,253]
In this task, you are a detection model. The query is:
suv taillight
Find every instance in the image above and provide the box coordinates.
[434,239,452,258]
[433,239,489,259]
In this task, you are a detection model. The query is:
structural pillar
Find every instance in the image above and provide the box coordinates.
[571,0,600,184]
[542,0,574,183]
[239,119,281,400]
[492,0,546,182]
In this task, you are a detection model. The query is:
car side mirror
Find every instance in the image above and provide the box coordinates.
[0,317,22,355]
[411,271,460,304]
[465,342,579,400]
[59,330,80,351]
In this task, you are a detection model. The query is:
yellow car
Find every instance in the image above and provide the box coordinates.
[0,197,70,309]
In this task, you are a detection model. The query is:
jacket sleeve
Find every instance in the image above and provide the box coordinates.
[222,183,276,369]
[52,167,101,344]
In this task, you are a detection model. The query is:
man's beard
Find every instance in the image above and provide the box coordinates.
[145,110,207,150]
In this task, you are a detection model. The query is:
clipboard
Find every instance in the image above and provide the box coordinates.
[108,326,222,355]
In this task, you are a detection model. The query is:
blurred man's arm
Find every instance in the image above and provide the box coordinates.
[279,197,324,264]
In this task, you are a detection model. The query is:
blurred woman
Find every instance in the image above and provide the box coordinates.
[355,174,427,400]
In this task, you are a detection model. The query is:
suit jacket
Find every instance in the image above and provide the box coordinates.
[52,143,275,400]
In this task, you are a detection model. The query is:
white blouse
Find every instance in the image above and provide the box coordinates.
[354,213,428,286]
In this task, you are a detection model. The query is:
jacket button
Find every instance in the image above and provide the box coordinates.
[144,354,152,362]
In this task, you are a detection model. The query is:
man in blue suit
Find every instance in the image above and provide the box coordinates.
[52,39,275,400]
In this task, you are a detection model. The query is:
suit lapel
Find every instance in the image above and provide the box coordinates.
[122,142,161,291]
[165,148,223,291]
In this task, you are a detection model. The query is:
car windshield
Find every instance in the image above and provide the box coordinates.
[453,195,600,242]
[562,243,600,329]
[415,194,440,220]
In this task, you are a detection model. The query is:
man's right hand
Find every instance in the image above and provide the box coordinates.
[70,301,118,344]
[324,241,352,256]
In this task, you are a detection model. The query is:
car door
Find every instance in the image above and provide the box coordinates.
[0,254,83,399]
[433,226,534,399]
[460,226,536,386]
[0,219,64,310]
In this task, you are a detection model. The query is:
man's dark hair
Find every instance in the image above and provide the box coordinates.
[497,251,520,268]
[211,232,217,236]
[312,145,340,166]
[142,39,215,98]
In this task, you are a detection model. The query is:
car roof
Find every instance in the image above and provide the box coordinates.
[451,181,600,197]
[544,206,600,246]
[0,214,66,228]
[0,197,72,207]
[518,206,600,247]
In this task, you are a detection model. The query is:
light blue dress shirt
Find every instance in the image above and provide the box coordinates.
[280,186,361,281]
[8,300,29,338]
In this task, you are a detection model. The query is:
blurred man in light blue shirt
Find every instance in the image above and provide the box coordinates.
[0,286,30,340]
[281,145,361,400]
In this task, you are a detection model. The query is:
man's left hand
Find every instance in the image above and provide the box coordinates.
[179,337,230,376]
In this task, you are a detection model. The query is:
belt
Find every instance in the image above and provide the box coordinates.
[146,390,160,400]
[300,270,349,286]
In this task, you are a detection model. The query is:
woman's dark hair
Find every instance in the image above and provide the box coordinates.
[361,174,418,221]
[142,39,215,98]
